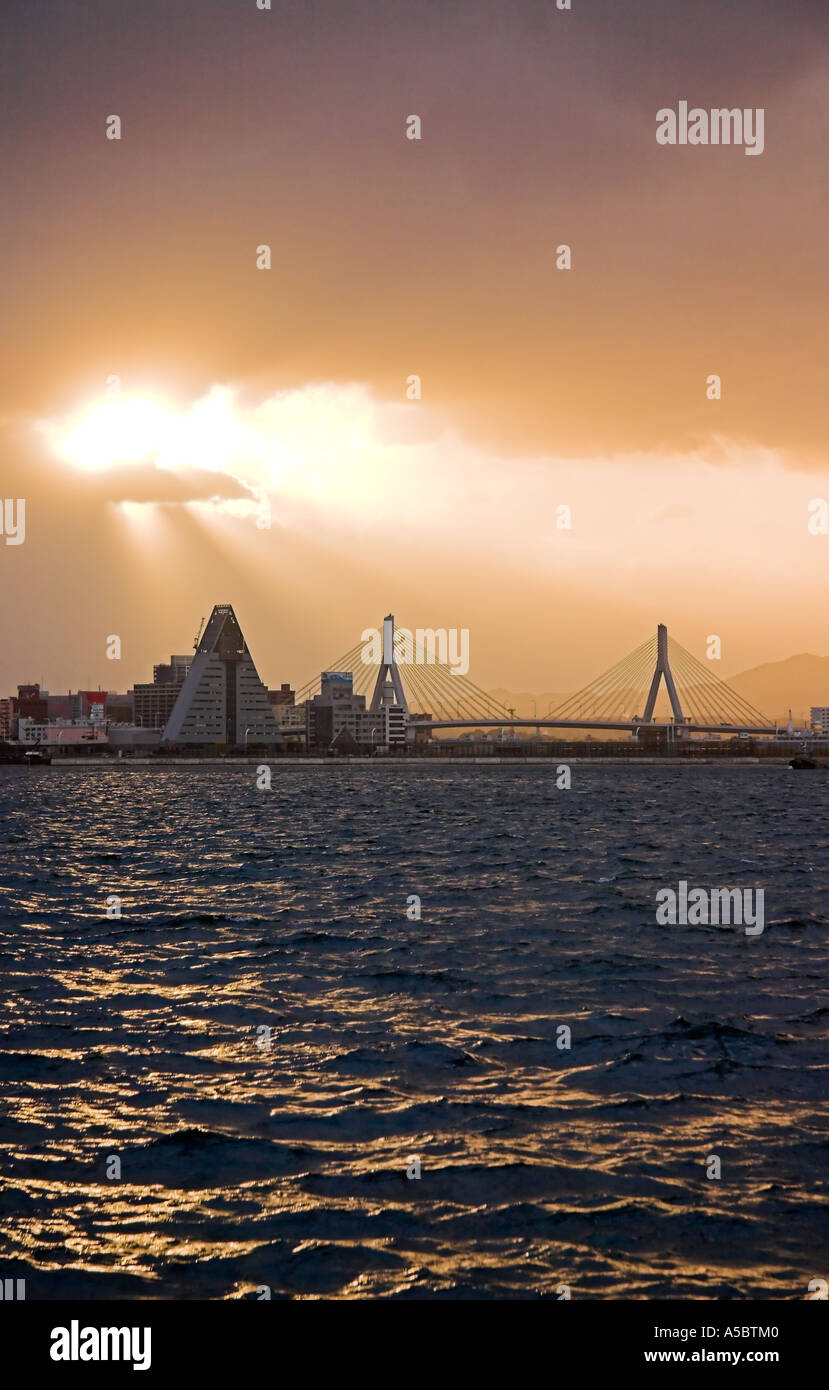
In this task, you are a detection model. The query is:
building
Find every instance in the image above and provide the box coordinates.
[105,692,134,723]
[154,655,192,685]
[268,684,302,740]
[18,719,108,747]
[272,703,306,742]
[132,655,193,730]
[409,712,433,744]
[268,683,295,708]
[46,694,74,721]
[75,690,107,722]
[108,726,161,749]
[306,671,369,748]
[17,684,47,723]
[373,677,407,748]
[0,698,17,740]
[811,707,829,734]
[162,604,281,746]
[134,680,184,731]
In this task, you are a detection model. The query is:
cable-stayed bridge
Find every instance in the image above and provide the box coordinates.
[295,617,777,738]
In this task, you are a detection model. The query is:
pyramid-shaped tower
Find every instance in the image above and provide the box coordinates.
[162,605,281,745]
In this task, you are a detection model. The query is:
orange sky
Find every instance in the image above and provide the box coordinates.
[1,0,827,696]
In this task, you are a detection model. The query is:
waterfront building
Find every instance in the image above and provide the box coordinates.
[17,684,47,723]
[409,712,434,744]
[272,703,306,742]
[162,605,281,746]
[46,694,74,720]
[17,718,108,746]
[0,697,17,740]
[75,691,107,721]
[306,671,369,748]
[373,676,407,748]
[134,680,184,731]
[105,692,134,723]
[133,657,194,730]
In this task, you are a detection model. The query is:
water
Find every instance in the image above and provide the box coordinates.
[0,764,826,1299]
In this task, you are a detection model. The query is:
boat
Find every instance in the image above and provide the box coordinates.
[23,749,52,766]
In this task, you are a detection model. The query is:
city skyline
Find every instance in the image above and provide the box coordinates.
[5,602,829,724]
[5,603,828,738]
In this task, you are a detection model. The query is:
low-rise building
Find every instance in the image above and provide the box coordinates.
[269,683,295,707]
[46,694,74,721]
[408,712,433,744]
[272,703,306,742]
[17,684,47,722]
[18,719,108,746]
[75,691,107,722]
[105,692,134,723]
[307,672,369,749]
[108,726,161,749]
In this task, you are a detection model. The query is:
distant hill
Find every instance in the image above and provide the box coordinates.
[490,654,829,728]
[725,654,829,725]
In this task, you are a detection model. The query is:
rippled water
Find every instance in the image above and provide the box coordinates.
[0,764,826,1299]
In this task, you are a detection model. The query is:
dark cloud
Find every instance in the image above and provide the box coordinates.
[75,465,254,506]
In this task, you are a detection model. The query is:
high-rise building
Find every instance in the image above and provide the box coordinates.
[0,698,17,740]
[133,654,192,729]
[133,681,182,731]
[162,605,281,746]
[810,706,829,734]
[154,656,192,685]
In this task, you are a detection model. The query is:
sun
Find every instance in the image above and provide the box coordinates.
[48,396,173,471]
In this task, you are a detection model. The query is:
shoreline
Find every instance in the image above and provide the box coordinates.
[8,755,805,768]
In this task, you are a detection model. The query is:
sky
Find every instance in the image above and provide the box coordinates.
[1,0,827,697]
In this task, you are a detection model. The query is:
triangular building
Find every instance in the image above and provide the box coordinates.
[162,605,281,745]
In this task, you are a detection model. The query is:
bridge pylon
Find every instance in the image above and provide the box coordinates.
[369,614,409,717]
[642,623,684,724]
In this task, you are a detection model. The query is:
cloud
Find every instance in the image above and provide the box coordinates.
[94,467,254,506]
